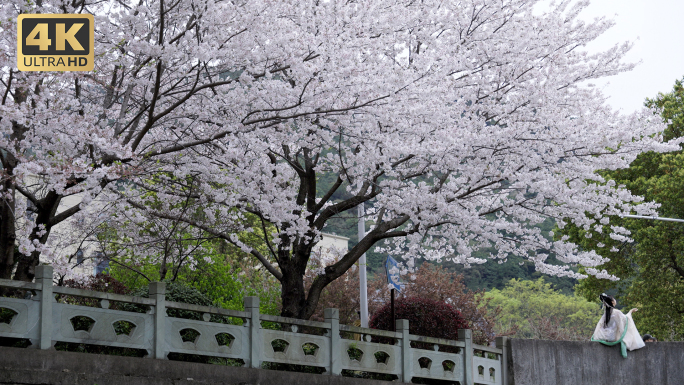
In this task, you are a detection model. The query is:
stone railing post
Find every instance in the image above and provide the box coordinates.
[396,319,411,383]
[324,308,341,376]
[149,282,166,359]
[459,329,473,385]
[35,265,53,350]
[244,296,261,368]
[496,336,510,385]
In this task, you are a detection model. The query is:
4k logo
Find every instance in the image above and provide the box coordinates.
[17,14,94,72]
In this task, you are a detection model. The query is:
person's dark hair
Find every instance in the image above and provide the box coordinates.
[599,293,615,327]
[642,334,657,342]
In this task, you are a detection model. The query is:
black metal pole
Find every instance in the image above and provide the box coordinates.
[391,288,395,332]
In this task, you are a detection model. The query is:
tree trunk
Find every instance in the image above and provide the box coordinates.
[276,223,379,319]
[13,192,60,282]
[280,268,308,318]
[278,241,310,318]
[2,89,33,281]
[278,238,345,320]
[0,152,17,280]
[0,179,16,280]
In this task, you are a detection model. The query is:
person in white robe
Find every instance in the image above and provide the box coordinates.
[591,293,645,357]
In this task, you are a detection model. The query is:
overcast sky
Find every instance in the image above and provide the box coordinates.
[577,0,684,113]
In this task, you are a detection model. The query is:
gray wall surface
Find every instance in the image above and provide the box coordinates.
[4,340,684,385]
[508,339,684,385]
[0,346,407,385]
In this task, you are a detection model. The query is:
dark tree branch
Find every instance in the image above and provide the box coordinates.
[119,193,283,280]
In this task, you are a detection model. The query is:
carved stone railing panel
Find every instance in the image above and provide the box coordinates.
[0,297,39,340]
[52,303,152,350]
[411,349,466,382]
[473,355,502,385]
[165,317,248,360]
[340,339,401,375]
[262,329,329,367]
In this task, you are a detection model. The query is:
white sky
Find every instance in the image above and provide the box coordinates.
[578,0,684,113]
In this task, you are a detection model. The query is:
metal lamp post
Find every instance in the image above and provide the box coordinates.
[358,203,369,328]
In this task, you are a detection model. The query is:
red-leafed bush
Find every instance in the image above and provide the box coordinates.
[63,273,129,293]
[369,296,468,342]
[307,262,496,345]
[61,273,130,309]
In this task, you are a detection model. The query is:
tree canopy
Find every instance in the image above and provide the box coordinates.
[0,0,679,319]
[485,278,598,340]
[566,77,684,341]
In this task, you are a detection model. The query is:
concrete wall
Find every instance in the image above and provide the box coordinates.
[508,339,684,385]
[4,340,684,385]
[0,346,406,385]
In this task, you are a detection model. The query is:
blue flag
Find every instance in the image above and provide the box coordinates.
[385,256,403,292]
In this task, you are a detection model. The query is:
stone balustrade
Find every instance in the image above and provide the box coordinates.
[0,265,508,385]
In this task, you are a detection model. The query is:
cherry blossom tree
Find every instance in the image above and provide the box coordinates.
[1,0,680,320]
[129,0,681,319]
[1,0,423,281]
